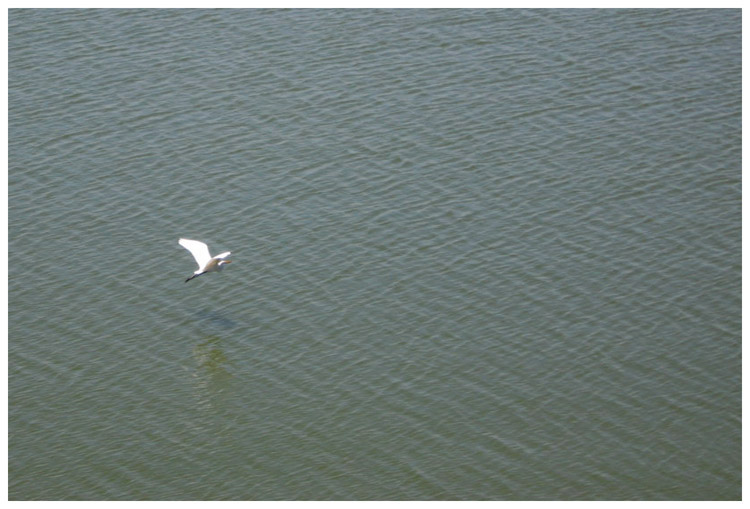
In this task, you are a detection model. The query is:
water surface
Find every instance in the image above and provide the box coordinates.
[9,8,741,500]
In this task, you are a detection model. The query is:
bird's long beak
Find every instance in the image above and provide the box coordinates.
[223,260,232,263]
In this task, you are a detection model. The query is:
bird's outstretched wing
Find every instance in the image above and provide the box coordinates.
[179,238,212,269]
[214,251,231,260]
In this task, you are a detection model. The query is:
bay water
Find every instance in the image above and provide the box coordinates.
[8,9,741,500]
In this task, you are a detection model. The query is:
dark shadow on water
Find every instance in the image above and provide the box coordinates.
[195,308,237,330]
[187,309,250,409]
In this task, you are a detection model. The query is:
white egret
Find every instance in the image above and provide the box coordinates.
[179,238,232,283]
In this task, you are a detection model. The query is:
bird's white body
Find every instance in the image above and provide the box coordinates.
[179,238,232,282]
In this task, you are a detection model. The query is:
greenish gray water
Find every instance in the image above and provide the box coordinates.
[9,8,740,500]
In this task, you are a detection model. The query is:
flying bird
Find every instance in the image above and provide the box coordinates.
[179,238,232,282]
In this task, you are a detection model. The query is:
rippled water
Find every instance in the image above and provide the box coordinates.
[9,9,741,500]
